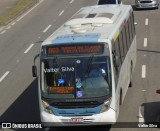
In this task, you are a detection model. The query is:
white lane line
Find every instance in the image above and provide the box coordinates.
[139,106,145,123]
[145,18,148,25]
[144,38,147,47]
[0,30,6,34]
[142,65,146,78]
[59,10,64,16]
[11,22,16,26]
[0,71,10,83]
[0,27,4,32]
[70,0,74,3]
[43,25,52,33]
[17,0,44,22]
[24,44,34,54]
[6,26,11,30]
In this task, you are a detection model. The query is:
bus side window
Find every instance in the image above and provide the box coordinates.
[126,22,130,49]
[112,39,121,74]
[133,12,136,34]
[112,49,117,72]
[112,41,118,87]
[118,33,125,62]
[112,56,118,88]
[131,12,135,37]
[122,26,128,55]
[128,16,133,45]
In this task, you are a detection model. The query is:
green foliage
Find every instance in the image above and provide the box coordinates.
[0,0,38,26]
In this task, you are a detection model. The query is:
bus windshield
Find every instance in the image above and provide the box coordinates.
[98,0,117,5]
[41,56,112,99]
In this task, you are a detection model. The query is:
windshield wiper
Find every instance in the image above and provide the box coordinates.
[85,55,94,77]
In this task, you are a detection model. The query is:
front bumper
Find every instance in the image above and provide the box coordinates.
[40,108,116,127]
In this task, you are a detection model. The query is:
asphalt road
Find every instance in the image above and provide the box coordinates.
[0,0,160,131]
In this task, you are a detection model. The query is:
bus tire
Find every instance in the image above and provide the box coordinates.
[129,63,133,87]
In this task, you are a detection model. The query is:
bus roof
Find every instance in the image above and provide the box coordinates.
[42,4,132,46]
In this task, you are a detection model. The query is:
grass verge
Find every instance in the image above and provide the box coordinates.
[0,0,38,26]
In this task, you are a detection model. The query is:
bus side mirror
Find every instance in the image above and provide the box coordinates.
[156,89,160,94]
[32,65,37,77]
[32,54,40,77]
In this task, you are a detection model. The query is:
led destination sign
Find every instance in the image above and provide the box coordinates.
[49,86,74,94]
[46,44,104,55]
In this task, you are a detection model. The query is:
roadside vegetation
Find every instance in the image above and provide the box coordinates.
[0,0,38,26]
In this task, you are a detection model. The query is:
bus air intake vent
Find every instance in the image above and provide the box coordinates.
[98,13,113,19]
[65,17,114,27]
[86,13,97,18]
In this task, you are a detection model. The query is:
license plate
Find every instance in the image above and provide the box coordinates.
[142,4,150,7]
[70,118,84,123]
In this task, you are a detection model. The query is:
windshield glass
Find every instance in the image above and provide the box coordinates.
[41,56,112,99]
[98,0,117,5]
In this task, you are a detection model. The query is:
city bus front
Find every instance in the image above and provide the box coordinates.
[37,43,116,126]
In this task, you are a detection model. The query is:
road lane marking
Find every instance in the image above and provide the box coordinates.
[0,71,10,83]
[142,65,146,78]
[17,0,44,22]
[59,10,64,16]
[11,22,16,26]
[43,25,52,33]
[139,106,145,123]
[70,0,74,3]
[0,30,6,34]
[144,38,147,47]
[6,26,11,30]
[24,44,34,54]
[145,18,148,25]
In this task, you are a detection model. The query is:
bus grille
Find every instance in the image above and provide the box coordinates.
[51,101,102,108]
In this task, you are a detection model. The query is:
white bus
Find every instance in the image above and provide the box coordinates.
[32,4,136,126]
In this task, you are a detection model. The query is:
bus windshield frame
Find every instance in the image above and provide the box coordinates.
[40,56,112,99]
[40,43,112,100]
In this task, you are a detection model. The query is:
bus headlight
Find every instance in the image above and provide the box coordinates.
[100,97,112,113]
[42,100,52,114]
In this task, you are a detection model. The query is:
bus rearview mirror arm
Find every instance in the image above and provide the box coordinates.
[32,65,37,77]
[32,54,40,77]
